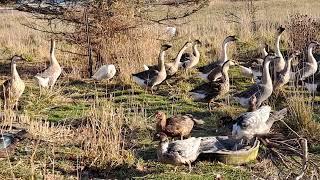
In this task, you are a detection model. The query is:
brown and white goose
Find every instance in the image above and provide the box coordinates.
[274,50,301,90]
[189,60,230,110]
[234,54,279,108]
[198,36,237,81]
[155,111,204,140]
[132,44,172,92]
[0,55,25,109]
[166,41,192,76]
[179,40,201,70]
[154,132,202,172]
[143,42,192,76]
[34,39,62,89]
[292,41,320,81]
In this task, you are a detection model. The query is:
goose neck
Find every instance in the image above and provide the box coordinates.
[174,45,189,66]
[50,41,59,65]
[192,44,200,58]
[158,50,166,72]
[262,61,272,85]
[308,46,317,65]
[275,35,284,59]
[219,42,229,62]
[261,47,268,58]
[158,114,167,130]
[11,63,20,80]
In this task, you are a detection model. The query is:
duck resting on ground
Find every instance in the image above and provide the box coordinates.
[291,41,320,81]
[154,132,202,172]
[0,55,25,109]
[189,60,231,110]
[232,106,287,140]
[132,44,172,93]
[92,64,117,81]
[234,54,279,108]
[34,39,62,89]
[155,111,204,140]
[179,40,202,70]
[197,36,237,82]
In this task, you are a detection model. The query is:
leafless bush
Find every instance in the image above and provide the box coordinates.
[287,14,320,55]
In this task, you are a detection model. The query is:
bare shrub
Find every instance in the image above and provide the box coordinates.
[78,100,135,167]
[287,14,320,55]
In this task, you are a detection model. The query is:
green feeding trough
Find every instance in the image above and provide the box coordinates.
[198,136,260,165]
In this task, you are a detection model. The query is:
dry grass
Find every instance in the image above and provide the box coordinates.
[0,0,320,178]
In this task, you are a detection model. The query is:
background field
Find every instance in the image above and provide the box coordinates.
[0,0,320,179]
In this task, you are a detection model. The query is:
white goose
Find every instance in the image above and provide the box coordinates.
[292,41,320,81]
[92,64,116,81]
[34,39,62,89]
[132,44,172,92]
[232,106,287,140]
[197,36,237,81]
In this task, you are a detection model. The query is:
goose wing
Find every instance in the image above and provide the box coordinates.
[180,53,192,63]
[190,80,222,100]
[234,84,262,99]
[132,69,158,80]
[197,61,222,74]
[167,137,201,159]
[232,106,271,139]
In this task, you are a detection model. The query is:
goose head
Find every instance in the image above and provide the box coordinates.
[161,44,172,51]
[264,53,279,63]
[276,25,285,35]
[11,55,25,64]
[194,39,202,46]
[223,35,238,44]
[308,41,320,49]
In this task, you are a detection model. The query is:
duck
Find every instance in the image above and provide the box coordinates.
[232,106,287,140]
[34,39,62,89]
[292,41,320,81]
[274,50,301,90]
[233,54,278,108]
[92,64,116,81]
[179,40,202,70]
[155,111,204,140]
[132,44,172,93]
[154,132,202,172]
[189,60,231,110]
[0,55,25,109]
[197,36,237,81]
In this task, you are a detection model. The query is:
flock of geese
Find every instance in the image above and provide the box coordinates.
[0,25,319,171]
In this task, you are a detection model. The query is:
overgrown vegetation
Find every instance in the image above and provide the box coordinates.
[0,0,320,179]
